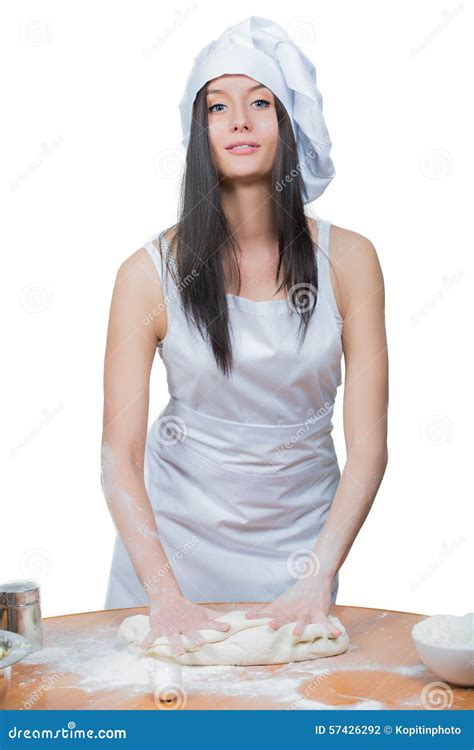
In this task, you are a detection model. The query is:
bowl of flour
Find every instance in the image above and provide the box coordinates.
[412,612,474,687]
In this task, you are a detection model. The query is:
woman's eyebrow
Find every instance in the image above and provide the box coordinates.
[206,84,269,96]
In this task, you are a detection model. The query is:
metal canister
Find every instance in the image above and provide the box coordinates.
[0,580,43,652]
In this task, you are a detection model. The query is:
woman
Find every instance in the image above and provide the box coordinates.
[101,17,388,657]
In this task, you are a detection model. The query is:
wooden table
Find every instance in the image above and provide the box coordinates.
[4,604,473,710]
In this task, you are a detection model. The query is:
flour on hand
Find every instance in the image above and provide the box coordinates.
[118,609,349,666]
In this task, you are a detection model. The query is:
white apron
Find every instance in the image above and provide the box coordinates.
[104,216,343,608]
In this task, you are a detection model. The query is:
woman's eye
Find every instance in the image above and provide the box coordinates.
[208,103,226,113]
[252,99,271,108]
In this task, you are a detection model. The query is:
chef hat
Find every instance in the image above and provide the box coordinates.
[178,15,335,204]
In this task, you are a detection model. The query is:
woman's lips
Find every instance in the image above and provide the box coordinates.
[225,144,261,154]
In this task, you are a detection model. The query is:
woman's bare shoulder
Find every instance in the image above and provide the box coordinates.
[305,215,376,264]
[305,216,383,320]
[329,222,379,264]
[329,222,384,291]
[108,226,178,343]
[115,223,179,275]
[329,222,384,319]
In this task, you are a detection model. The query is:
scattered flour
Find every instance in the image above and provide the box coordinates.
[393,664,429,676]
[17,619,425,709]
[20,631,326,705]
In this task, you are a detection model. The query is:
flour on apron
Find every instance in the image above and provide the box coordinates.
[104,217,343,607]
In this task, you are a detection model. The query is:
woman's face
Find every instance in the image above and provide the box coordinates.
[205,74,279,186]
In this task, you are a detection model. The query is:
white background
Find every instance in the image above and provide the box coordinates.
[1,1,471,619]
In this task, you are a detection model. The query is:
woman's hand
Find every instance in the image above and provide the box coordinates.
[140,591,231,656]
[244,574,342,639]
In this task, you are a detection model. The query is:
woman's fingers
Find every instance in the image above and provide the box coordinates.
[267,619,280,629]
[315,615,342,637]
[202,608,231,631]
[141,625,167,648]
[184,629,205,648]
[292,615,341,638]
[320,615,341,637]
[207,618,231,631]
[245,607,342,638]
[292,619,307,637]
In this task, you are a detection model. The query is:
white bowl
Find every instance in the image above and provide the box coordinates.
[411,613,474,687]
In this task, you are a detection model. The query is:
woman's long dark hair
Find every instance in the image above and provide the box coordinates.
[165,84,320,377]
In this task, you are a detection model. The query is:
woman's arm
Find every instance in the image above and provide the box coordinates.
[245,226,388,635]
[313,227,389,583]
[101,245,229,652]
[101,247,182,600]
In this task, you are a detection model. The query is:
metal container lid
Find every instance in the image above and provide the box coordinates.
[0,580,40,606]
